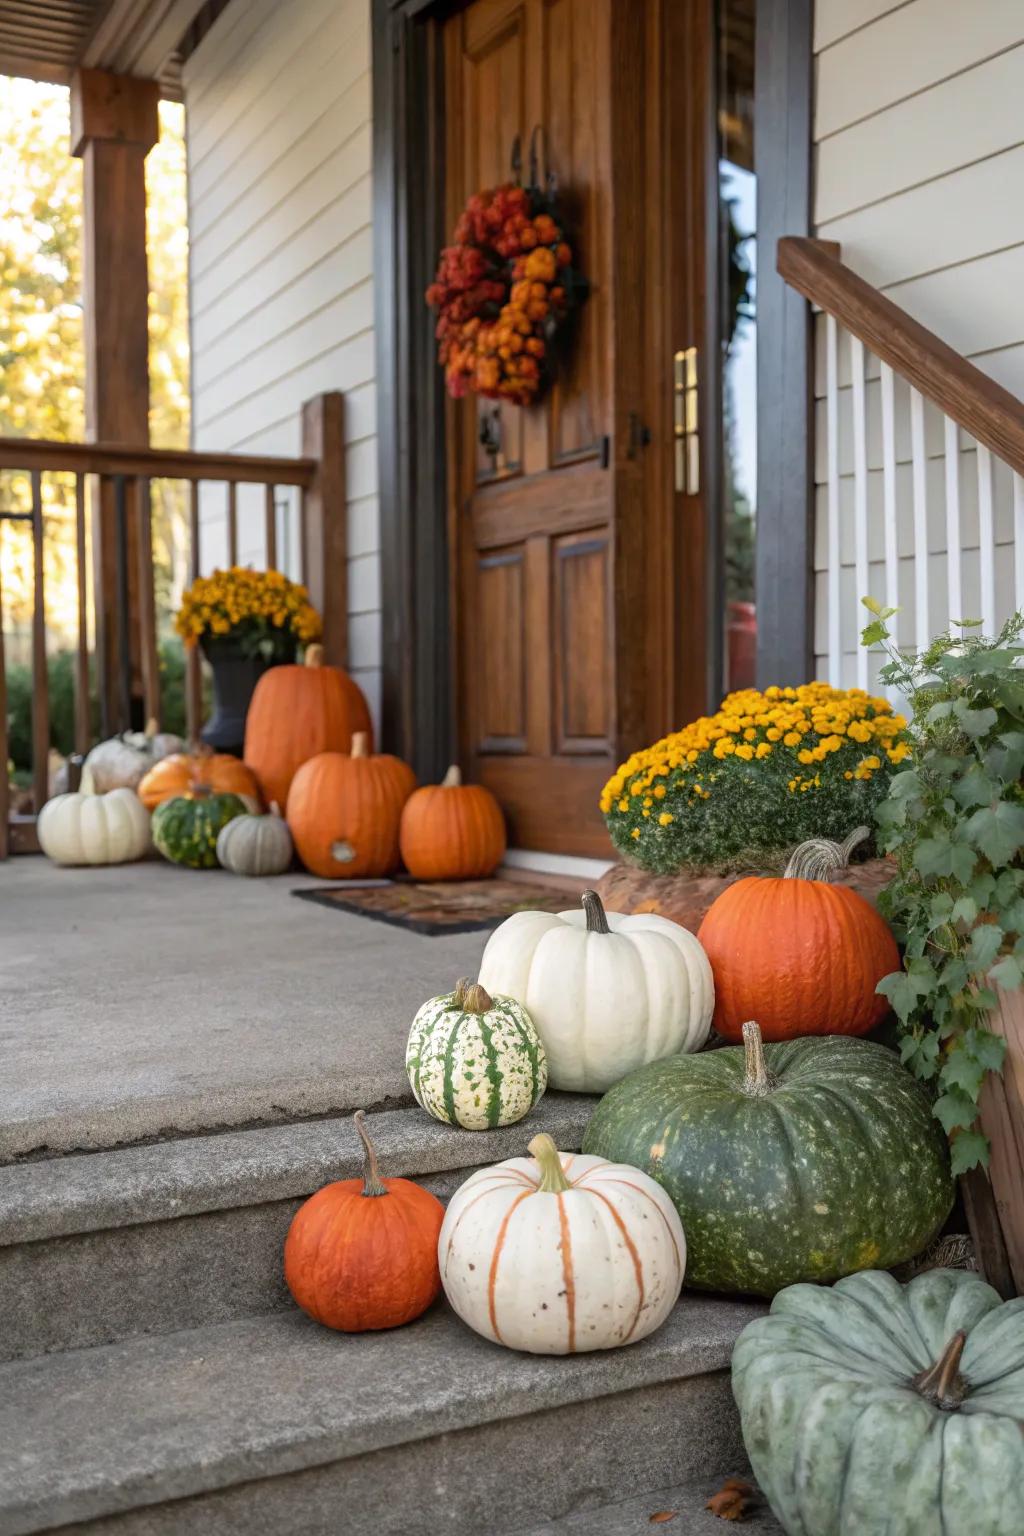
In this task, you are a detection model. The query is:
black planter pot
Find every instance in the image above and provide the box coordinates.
[200,639,294,755]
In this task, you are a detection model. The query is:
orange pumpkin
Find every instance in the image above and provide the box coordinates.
[137,750,261,812]
[286,732,416,878]
[399,764,506,880]
[284,1110,443,1332]
[696,828,900,1042]
[243,644,372,810]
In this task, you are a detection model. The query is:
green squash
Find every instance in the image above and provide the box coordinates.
[406,978,547,1130]
[582,1021,953,1296]
[152,789,248,869]
[732,1267,1024,1536]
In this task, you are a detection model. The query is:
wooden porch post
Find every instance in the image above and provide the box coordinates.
[301,393,348,669]
[71,69,159,733]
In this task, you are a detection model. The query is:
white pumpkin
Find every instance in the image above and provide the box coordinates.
[216,803,293,876]
[406,978,547,1130]
[477,888,714,1092]
[37,788,152,866]
[81,723,184,795]
[440,1133,685,1354]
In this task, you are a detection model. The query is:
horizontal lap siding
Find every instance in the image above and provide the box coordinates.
[182,0,380,729]
[812,0,1024,683]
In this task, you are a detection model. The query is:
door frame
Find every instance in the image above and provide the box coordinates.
[372,0,814,778]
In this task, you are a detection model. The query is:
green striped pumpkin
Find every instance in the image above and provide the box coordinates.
[152,790,249,869]
[406,979,547,1130]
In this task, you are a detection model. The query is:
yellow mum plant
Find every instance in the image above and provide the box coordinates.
[601,682,910,873]
[174,567,322,662]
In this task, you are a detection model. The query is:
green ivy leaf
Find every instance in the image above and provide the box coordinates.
[965,925,1004,971]
[949,1127,990,1176]
[952,699,998,737]
[950,895,978,927]
[963,1027,1007,1075]
[952,765,996,809]
[925,700,954,724]
[940,1052,986,1099]
[966,802,1024,864]
[933,1087,979,1135]
[861,619,888,648]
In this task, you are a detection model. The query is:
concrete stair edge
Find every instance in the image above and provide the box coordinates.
[512,1475,784,1534]
[0,1296,764,1536]
[0,1096,595,1246]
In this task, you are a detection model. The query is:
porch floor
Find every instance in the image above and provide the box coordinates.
[0,858,489,1162]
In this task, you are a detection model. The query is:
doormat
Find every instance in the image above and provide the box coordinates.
[292,878,571,936]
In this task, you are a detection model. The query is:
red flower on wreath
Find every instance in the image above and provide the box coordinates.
[426,183,583,407]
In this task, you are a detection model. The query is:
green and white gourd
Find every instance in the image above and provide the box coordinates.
[406,979,547,1130]
[733,1266,1024,1536]
[152,789,249,870]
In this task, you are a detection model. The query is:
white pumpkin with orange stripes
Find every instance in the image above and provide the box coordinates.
[439,1132,686,1355]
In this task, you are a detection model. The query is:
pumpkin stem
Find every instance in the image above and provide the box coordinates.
[461,982,494,1014]
[911,1331,969,1410]
[441,764,462,788]
[528,1133,573,1194]
[783,825,869,882]
[305,643,324,669]
[144,716,159,738]
[581,889,611,934]
[741,1022,777,1097]
[269,801,282,818]
[353,1110,388,1198]
[351,731,369,759]
[452,977,472,1008]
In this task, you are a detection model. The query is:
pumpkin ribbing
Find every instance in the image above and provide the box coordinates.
[286,735,416,878]
[244,644,372,810]
[406,979,547,1130]
[399,763,506,881]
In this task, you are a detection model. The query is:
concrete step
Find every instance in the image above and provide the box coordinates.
[0,1097,593,1362]
[515,1478,784,1534]
[0,1293,764,1536]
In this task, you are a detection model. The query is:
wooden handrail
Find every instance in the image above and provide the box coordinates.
[0,436,316,486]
[778,237,1024,477]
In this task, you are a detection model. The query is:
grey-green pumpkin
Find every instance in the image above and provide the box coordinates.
[406,979,547,1130]
[216,803,293,876]
[582,1021,953,1296]
[732,1266,1024,1536]
[152,789,248,869]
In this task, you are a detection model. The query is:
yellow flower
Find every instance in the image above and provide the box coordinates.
[658,812,673,827]
[630,828,641,840]
[734,743,754,761]
[783,731,801,747]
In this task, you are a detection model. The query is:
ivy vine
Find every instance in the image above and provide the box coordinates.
[863,602,1024,1174]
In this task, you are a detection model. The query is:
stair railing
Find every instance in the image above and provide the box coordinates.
[777,237,1024,689]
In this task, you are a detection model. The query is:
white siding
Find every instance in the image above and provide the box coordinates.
[182,0,380,726]
[812,0,1024,682]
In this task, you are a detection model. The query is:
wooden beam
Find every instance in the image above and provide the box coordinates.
[301,393,348,669]
[70,67,159,155]
[0,436,315,485]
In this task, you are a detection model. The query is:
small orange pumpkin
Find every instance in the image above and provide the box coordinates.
[284,1110,443,1332]
[399,764,506,880]
[137,750,261,812]
[696,827,900,1042]
[244,643,372,810]
[286,732,416,878]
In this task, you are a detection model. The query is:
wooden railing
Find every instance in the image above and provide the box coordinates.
[0,391,346,857]
[778,238,1024,687]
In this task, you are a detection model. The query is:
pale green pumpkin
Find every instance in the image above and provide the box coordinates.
[732,1266,1024,1536]
[406,979,547,1130]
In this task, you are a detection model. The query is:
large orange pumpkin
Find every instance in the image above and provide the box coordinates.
[243,644,372,810]
[696,828,900,1042]
[286,732,416,878]
[137,750,261,811]
[284,1110,443,1332]
[399,764,506,880]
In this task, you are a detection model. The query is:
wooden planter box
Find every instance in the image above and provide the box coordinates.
[965,987,1024,1298]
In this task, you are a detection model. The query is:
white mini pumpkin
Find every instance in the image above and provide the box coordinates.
[81,722,183,795]
[37,788,152,867]
[478,888,714,1092]
[216,803,294,876]
[440,1133,685,1354]
[406,978,546,1130]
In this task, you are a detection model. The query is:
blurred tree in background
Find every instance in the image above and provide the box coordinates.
[0,77,191,766]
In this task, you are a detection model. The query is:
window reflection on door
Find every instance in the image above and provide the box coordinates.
[717,0,756,691]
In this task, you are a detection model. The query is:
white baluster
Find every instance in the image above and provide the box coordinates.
[880,363,898,618]
[944,416,962,628]
[1014,472,1024,616]
[910,387,929,653]
[826,315,841,686]
[851,337,869,687]
[977,446,995,635]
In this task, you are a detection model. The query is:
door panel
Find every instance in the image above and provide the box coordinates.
[446,0,708,855]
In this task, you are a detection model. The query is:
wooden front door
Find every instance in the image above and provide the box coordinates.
[444,0,709,856]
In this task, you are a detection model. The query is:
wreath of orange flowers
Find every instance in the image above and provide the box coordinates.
[426,183,585,407]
